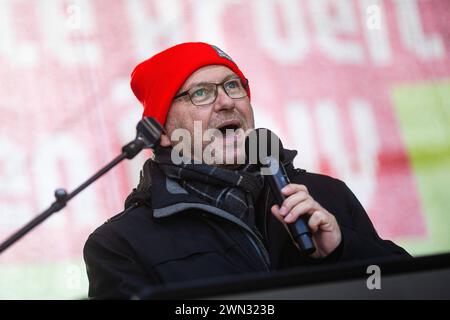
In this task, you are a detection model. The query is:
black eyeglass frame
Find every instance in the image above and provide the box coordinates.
[173,77,249,106]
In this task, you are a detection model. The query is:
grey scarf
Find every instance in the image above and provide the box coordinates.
[154,147,264,229]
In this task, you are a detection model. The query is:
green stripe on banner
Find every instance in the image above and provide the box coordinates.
[0,260,88,299]
[392,81,450,256]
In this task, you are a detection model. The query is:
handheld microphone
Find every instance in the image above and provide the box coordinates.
[245,128,316,255]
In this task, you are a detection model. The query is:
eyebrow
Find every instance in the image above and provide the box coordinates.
[179,74,238,93]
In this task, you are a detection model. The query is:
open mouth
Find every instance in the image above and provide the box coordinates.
[216,120,242,136]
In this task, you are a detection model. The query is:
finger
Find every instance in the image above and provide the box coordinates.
[279,192,309,217]
[307,210,329,233]
[284,199,317,223]
[281,184,309,196]
[271,204,285,223]
[159,133,172,147]
[271,204,280,215]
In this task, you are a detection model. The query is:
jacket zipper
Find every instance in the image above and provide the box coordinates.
[155,202,271,271]
[220,214,271,271]
[201,212,270,271]
[243,230,271,271]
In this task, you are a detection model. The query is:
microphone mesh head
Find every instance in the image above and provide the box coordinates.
[136,117,163,147]
[245,128,284,165]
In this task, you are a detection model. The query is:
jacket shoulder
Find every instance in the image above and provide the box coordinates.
[299,170,344,184]
[282,148,347,191]
[289,168,348,194]
[288,169,357,224]
[86,204,154,244]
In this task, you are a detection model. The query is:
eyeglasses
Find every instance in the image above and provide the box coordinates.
[173,77,249,106]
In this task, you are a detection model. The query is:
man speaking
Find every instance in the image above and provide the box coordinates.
[83,42,410,299]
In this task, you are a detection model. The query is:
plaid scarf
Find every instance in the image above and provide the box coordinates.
[153,147,264,229]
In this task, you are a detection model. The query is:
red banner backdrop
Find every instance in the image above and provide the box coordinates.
[0,0,449,269]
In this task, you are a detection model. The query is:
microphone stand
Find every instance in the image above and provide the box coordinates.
[0,117,162,255]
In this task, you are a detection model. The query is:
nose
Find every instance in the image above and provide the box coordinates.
[213,86,236,112]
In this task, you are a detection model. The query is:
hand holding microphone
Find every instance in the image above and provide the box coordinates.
[245,128,342,258]
[271,183,342,259]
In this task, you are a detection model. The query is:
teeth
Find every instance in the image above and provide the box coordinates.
[219,127,238,135]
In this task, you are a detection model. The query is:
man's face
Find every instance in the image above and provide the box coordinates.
[162,65,255,166]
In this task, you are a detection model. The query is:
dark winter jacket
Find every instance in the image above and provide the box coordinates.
[83,149,410,299]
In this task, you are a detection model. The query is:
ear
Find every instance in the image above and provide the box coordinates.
[159,133,172,147]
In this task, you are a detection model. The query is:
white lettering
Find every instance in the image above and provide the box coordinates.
[192,0,239,45]
[33,134,99,227]
[315,98,379,207]
[127,0,183,60]
[0,0,38,67]
[361,0,391,65]
[309,0,364,63]
[285,101,319,172]
[0,137,34,229]
[366,265,381,289]
[175,304,210,317]
[38,0,100,66]
[0,138,30,196]
[254,0,309,63]
[111,79,148,189]
[395,0,445,60]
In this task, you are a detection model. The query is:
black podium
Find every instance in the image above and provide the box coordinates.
[139,253,450,299]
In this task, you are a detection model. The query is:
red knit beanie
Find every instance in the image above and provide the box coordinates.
[130,42,250,126]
